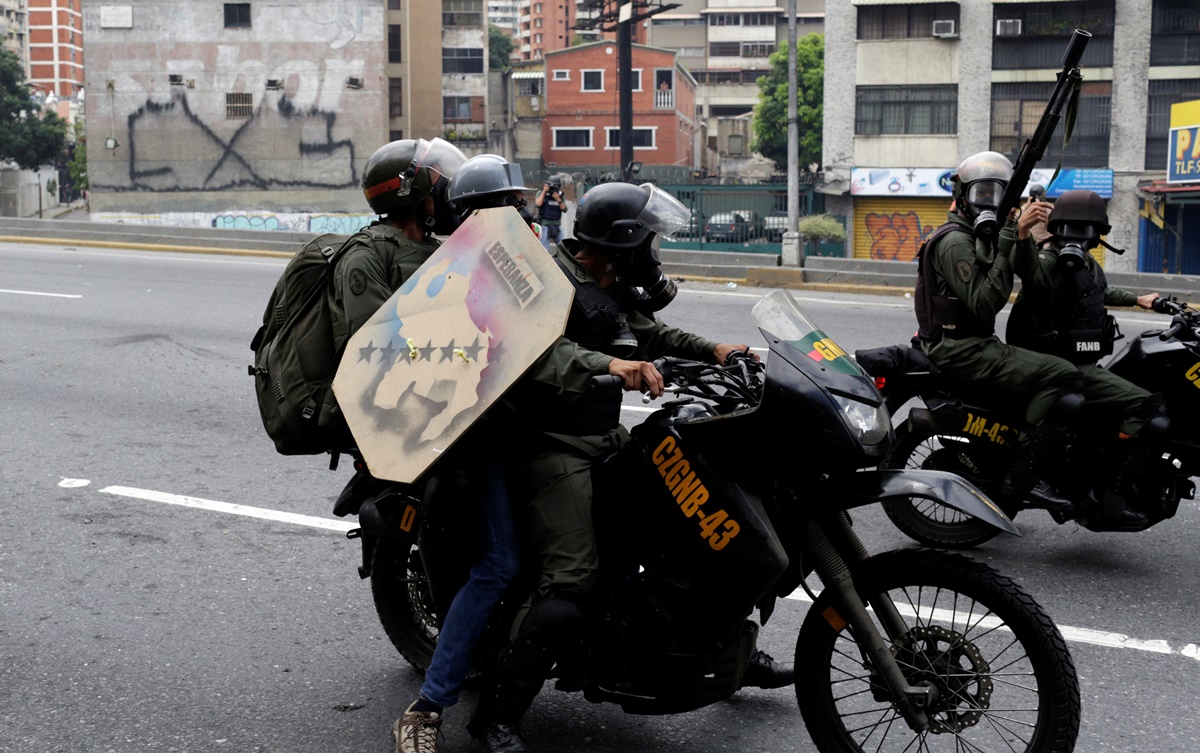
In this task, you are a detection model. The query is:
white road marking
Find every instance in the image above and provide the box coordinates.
[0,288,82,298]
[82,482,1199,663]
[58,478,91,488]
[98,485,356,533]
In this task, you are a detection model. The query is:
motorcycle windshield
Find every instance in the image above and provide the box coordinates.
[752,290,880,403]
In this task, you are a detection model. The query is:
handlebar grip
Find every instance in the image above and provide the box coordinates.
[590,374,625,390]
[1160,321,1185,341]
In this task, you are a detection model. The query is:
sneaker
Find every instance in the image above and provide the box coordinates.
[468,718,530,753]
[739,649,794,689]
[393,701,442,753]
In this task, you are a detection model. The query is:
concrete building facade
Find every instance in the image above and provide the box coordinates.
[1,0,28,71]
[821,0,1200,274]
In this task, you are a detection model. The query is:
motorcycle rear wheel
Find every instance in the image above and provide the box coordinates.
[370,537,439,674]
[795,550,1080,753]
[881,425,1006,548]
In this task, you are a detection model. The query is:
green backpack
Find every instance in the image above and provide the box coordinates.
[249,231,361,455]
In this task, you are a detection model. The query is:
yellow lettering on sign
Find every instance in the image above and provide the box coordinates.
[651,435,738,547]
[1186,362,1200,388]
[1178,128,1194,162]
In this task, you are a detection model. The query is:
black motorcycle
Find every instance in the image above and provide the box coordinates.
[334,289,1080,753]
[856,298,1200,549]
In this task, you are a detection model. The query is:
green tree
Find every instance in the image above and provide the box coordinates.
[0,49,67,170]
[489,25,514,72]
[751,33,824,173]
[68,121,87,194]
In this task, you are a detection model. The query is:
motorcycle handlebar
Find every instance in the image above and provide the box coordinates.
[588,357,672,391]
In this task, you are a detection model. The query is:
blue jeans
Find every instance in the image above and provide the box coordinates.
[418,463,520,708]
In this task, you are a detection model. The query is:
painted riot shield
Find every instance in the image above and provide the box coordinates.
[332,207,574,483]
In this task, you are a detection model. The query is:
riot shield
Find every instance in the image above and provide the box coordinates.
[332,207,574,482]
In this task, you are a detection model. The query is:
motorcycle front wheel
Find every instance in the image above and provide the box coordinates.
[370,537,438,674]
[796,550,1080,753]
[881,425,1008,548]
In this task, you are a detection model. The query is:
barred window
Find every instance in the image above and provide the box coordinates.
[516,78,540,96]
[1146,79,1200,169]
[741,42,775,58]
[443,47,484,74]
[708,13,740,26]
[1150,0,1200,65]
[443,0,483,27]
[857,3,958,40]
[709,42,740,57]
[992,1,1114,69]
[226,92,253,118]
[855,85,957,135]
[389,24,402,63]
[991,81,1111,168]
[443,96,472,121]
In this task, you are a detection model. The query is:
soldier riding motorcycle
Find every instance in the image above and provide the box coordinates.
[857,192,1195,548]
[331,269,1081,752]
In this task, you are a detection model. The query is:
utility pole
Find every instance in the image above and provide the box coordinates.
[575,1,679,183]
[781,0,803,266]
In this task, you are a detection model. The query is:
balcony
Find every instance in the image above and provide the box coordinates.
[654,89,675,110]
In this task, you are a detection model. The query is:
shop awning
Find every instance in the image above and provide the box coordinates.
[510,70,544,80]
[1139,178,1200,205]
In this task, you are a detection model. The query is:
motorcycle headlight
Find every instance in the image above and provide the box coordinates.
[832,394,891,446]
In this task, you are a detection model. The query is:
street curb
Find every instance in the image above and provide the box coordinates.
[0,235,293,258]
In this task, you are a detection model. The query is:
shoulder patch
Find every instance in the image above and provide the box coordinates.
[349,267,367,296]
[955,259,973,283]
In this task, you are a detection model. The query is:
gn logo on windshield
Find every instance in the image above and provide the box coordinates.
[651,436,741,551]
[961,412,1016,445]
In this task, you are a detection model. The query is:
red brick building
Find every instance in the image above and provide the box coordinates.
[541,41,697,170]
[27,0,83,99]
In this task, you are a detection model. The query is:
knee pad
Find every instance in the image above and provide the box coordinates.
[517,593,587,657]
[1047,391,1085,422]
[1140,393,1172,439]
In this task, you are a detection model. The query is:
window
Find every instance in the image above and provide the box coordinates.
[857,3,958,40]
[389,77,403,118]
[388,24,402,63]
[552,69,569,80]
[855,85,957,135]
[553,127,592,149]
[605,127,656,149]
[1151,0,1200,66]
[991,1,1114,69]
[224,3,250,28]
[1146,79,1200,168]
[629,69,642,91]
[741,42,774,58]
[388,0,400,9]
[516,78,540,96]
[443,95,472,121]
[708,13,740,26]
[443,0,483,26]
[390,129,404,140]
[226,92,253,118]
[743,12,777,25]
[991,81,1111,168]
[582,70,603,91]
[709,42,740,57]
[443,47,484,73]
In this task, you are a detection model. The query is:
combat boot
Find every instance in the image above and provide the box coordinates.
[1001,427,1075,512]
[739,649,795,689]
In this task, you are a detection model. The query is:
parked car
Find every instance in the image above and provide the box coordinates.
[764,210,793,242]
[731,210,762,240]
[704,212,752,243]
[664,209,701,242]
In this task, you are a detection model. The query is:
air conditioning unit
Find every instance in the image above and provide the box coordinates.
[932,19,957,38]
[996,19,1023,37]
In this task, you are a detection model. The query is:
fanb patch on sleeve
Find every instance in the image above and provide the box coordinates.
[349,268,367,296]
[955,259,973,283]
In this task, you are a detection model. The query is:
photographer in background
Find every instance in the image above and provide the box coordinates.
[535,177,567,249]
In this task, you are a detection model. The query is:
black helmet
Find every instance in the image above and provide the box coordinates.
[1029,183,1046,200]
[362,138,467,217]
[574,182,689,250]
[1047,189,1110,237]
[447,154,532,212]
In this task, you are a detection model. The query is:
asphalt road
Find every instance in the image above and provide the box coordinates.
[2,241,1198,753]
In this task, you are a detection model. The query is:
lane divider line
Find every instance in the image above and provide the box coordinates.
[1,288,82,298]
[91,483,1199,663]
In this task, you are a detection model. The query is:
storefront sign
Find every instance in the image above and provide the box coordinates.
[1044,169,1113,198]
[851,168,955,197]
[1168,100,1200,184]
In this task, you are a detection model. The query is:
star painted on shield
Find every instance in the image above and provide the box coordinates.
[487,338,506,365]
[462,336,485,361]
[377,340,399,364]
[417,340,436,362]
[439,339,458,363]
[358,341,377,363]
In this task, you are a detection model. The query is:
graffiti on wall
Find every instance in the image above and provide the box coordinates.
[90,38,378,195]
[864,211,936,262]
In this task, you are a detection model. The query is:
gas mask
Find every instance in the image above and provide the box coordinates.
[426,177,463,236]
[617,236,677,314]
[1051,223,1097,272]
[962,179,1006,239]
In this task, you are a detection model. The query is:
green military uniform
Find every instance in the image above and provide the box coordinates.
[1008,241,1150,436]
[500,242,718,619]
[330,222,439,338]
[917,212,1081,430]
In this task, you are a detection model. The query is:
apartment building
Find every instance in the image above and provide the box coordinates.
[517,0,574,60]
[822,0,1200,274]
[647,0,825,174]
[1,0,27,69]
[27,0,82,99]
